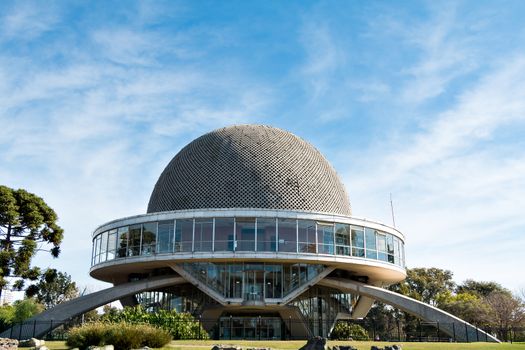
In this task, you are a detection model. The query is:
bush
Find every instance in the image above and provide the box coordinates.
[101,306,209,339]
[66,321,172,350]
[331,321,369,340]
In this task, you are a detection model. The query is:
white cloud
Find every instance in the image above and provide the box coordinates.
[1,2,58,41]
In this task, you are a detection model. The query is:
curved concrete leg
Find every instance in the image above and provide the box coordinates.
[319,277,499,343]
[351,296,375,319]
[1,275,186,340]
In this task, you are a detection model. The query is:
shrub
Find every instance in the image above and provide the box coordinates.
[331,321,369,340]
[66,321,172,350]
[102,305,209,339]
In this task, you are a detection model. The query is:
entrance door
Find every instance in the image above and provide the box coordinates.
[244,265,264,302]
[219,316,282,340]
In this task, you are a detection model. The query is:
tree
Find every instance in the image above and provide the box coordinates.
[25,269,78,309]
[438,291,490,327]
[483,290,525,341]
[0,186,64,297]
[12,298,44,323]
[393,267,455,306]
[457,279,505,297]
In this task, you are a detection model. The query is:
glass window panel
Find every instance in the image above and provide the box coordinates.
[128,225,141,256]
[317,223,334,254]
[264,265,282,298]
[142,222,157,256]
[257,218,276,252]
[378,252,388,262]
[236,218,255,251]
[228,264,242,298]
[388,254,395,263]
[393,237,400,257]
[351,226,365,257]
[352,226,365,248]
[195,218,213,252]
[93,235,100,264]
[107,229,117,260]
[100,231,108,262]
[215,218,234,251]
[278,218,296,252]
[377,233,387,252]
[157,221,174,254]
[365,228,376,250]
[117,226,128,258]
[387,234,394,255]
[298,220,316,253]
[366,249,377,259]
[336,224,351,255]
[175,219,193,252]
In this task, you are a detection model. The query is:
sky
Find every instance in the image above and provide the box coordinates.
[1,0,524,295]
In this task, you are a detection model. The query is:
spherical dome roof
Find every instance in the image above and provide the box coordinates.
[147,125,351,215]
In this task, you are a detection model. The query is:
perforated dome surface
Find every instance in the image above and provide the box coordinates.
[147,125,351,215]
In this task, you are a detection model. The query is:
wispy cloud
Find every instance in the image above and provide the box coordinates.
[0,1,59,41]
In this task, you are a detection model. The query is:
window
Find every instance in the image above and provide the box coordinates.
[278,218,297,252]
[157,221,174,254]
[351,226,365,257]
[142,223,157,256]
[298,220,316,253]
[365,228,377,259]
[236,218,255,251]
[107,229,117,260]
[376,233,387,261]
[335,223,350,256]
[175,219,193,252]
[317,223,334,254]
[128,225,142,256]
[117,226,128,257]
[215,218,234,251]
[195,218,213,252]
[387,234,395,263]
[257,218,276,252]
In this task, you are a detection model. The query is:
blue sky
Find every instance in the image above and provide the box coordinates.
[1,1,525,293]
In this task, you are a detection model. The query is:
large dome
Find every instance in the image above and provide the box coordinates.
[147,124,351,215]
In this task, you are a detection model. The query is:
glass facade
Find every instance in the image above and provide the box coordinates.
[182,262,325,301]
[92,216,405,267]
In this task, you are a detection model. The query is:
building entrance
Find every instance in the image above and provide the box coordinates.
[244,266,264,301]
[219,316,282,340]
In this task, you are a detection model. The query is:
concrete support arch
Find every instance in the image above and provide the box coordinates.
[1,275,186,340]
[318,277,499,343]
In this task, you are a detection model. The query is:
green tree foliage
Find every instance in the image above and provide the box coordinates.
[25,269,78,309]
[101,305,209,340]
[362,302,402,340]
[437,291,490,326]
[393,267,455,306]
[456,279,506,297]
[0,304,14,330]
[13,298,44,322]
[0,186,64,296]
[331,321,369,340]
[0,298,43,329]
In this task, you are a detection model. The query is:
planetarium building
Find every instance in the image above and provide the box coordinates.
[3,124,498,342]
[89,124,406,339]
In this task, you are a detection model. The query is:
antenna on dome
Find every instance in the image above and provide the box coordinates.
[390,193,396,228]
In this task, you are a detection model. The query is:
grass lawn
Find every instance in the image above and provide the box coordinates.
[39,340,525,350]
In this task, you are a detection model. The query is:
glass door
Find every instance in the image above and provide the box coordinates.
[244,265,264,301]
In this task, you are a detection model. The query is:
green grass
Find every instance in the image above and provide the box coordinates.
[35,340,525,350]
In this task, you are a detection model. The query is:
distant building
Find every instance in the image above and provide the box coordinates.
[0,289,23,305]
